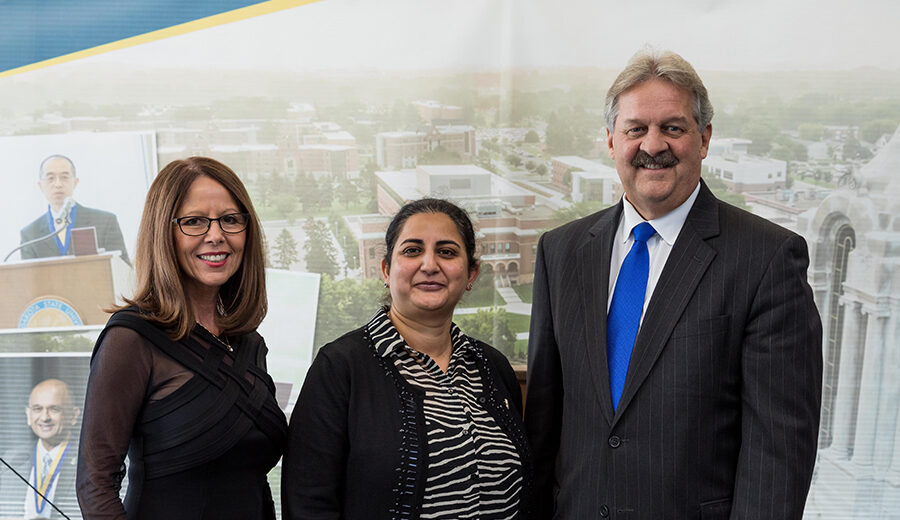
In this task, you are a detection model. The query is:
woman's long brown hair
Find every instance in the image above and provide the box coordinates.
[115,156,267,339]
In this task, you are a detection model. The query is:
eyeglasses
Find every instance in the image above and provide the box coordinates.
[29,405,65,415]
[173,213,250,236]
[40,173,75,184]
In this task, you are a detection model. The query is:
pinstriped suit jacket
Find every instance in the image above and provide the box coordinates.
[524,182,822,520]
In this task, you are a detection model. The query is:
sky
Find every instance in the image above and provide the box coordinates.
[81,0,900,73]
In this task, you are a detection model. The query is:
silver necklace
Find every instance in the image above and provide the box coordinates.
[196,322,233,352]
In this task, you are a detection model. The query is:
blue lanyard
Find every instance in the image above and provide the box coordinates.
[32,441,70,514]
[44,205,78,256]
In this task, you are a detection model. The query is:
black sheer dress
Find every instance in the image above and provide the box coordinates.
[76,310,288,520]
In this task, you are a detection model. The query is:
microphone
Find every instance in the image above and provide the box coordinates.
[61,197,76,225]
[0,454,72,520]
[3,199,76,262]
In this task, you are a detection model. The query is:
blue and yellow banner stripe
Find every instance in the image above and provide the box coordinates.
[0,0,321,77]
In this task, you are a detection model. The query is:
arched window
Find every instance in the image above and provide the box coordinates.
[819,223,856,449]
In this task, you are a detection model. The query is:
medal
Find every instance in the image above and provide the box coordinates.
[32,440,70,514]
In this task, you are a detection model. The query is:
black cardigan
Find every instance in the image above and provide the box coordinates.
[281,325,531,519]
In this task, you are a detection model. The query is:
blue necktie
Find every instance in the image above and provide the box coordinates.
[607,221,656,411]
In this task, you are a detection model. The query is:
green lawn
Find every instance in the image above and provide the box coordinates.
[513,283,533,303]
[796,177,835,189]
[506,312,531,333]
[458,286,503,308]
[514,339,528,358]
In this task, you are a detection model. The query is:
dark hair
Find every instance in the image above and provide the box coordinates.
[384,198,478,271]
[39,154,76,178]
[117,156,267,339]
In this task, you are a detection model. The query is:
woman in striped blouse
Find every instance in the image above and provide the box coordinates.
[282,198,530,519]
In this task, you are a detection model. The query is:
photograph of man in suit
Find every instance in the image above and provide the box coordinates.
[19,154,130,265]
[0,379,81,519]
[525,49,823,519]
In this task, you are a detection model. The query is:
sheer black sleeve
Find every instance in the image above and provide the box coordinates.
[76,327,153,519]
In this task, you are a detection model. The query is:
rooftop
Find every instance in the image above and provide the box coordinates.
[553,156,609,171]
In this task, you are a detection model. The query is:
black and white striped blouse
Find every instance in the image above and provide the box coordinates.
[367,308,523,520]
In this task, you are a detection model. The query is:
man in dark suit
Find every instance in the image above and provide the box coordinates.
[525,50,822,519]
[0,379,81,519]
[19,154,130,265]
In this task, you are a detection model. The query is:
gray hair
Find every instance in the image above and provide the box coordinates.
[604,49,714,132]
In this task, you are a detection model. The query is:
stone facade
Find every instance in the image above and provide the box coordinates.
[799,125,900,518]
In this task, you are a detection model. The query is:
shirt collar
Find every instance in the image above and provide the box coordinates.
[366,306,472,359]
[621,181,701,246]
[35,439,64,459]
[48,201,76,221]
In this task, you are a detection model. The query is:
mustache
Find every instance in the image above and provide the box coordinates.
[631,150,679,169]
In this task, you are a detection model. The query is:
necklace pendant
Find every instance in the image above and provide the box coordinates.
[197,322,233,352]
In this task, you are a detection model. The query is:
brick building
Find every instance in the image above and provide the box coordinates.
[375,125,476,168]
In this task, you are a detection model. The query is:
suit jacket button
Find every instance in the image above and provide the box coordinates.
[608,435,621,448]
[600,504,610,517]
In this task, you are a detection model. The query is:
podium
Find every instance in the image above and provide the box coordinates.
[0,252,133,328]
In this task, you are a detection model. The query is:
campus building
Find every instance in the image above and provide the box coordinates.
[705,153,787,192]
[296,144,360,179]
[799,125,900,518]
[550,156,621,205]
[412,100,463,123]
[375,125,476,169]
[349,164,553,285]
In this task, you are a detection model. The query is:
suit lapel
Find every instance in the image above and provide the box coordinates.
[612,183,720,423]
[578,203,622,425]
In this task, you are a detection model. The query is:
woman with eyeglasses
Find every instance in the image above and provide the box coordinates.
[76,157,287,519]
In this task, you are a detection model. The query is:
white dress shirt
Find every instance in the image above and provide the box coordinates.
[50,202,74,246]
[24,440,65,520]
[607,182,702,326]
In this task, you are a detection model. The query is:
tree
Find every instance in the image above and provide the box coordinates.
[255,170,284,207]
[740,120,778,155]
[769,145,793,163]
[545,111,575,155]
[523,129,540,143]
[313,275,385,352]
[331,215,360,270]
[0,331,94,353]
[419,145,465,165]
[303,218,340,277]
[294,173,319,212]
[271,191,300,223]
[506,154,522,168]
[773,134,808,161]
[535,163,548,176]
[336,181,359,208]
[553,200,604,226]
[841,137,873,161]
[860,119,899,143]
[273,228,299,269]
[359,161,379,212]
[545,106,599,156]
[797,123,825,141]
[455,307,516,358]
[702,172,749,210]
[459,262,496,307]
[562,167,578,187]
[785,173,794,189]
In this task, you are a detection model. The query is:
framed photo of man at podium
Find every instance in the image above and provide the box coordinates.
[0,131,156,333]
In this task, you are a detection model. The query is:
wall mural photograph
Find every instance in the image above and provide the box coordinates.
[0,0,898,518]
